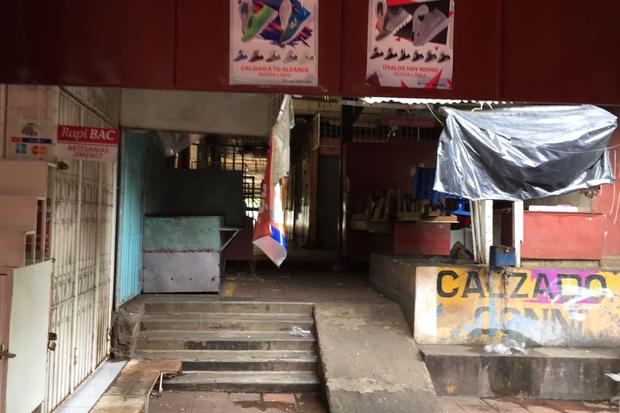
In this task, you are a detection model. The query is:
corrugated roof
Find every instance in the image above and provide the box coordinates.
[361,97,506,105]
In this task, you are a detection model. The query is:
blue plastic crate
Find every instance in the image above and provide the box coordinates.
[490,245,516,269]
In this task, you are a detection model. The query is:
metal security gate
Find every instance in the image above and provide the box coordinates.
[44,91,117,412]
[316,155,340,248]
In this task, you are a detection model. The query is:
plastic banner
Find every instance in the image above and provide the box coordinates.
[366,0,455,89]
[253,95,293,267]
[253,143,288,267]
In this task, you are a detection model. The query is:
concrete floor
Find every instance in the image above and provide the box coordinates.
[149,392,326,413]
[124,269,619,413]
[438,397,617,412]
[221,269,390,304]
[148,393,617,413]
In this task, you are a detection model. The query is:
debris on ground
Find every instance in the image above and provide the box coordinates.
[289,326,312,338]
[484,339,529,356]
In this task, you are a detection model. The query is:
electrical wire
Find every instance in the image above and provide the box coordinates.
[426,104,445,128]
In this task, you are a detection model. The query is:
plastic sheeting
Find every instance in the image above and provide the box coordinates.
[156,131,191,157]
[272,95,294,182]
[434,105,618,201]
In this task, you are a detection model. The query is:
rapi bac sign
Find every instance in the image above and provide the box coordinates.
[56,125,119,162]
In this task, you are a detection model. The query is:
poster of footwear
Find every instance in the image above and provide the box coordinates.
[366,0,454,90]
[230,0,318,87]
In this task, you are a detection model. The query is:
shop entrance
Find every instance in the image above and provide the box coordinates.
[118,130,267,295]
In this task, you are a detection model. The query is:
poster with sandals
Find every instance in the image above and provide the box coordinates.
[230,0,318,87]
[366,0,454,89]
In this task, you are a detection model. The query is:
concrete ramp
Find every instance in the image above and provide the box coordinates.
[315,303,443,413]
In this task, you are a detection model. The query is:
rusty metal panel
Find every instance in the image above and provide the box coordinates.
[143,252,221,293]
[142,216,223,293]
[143,216,222,252]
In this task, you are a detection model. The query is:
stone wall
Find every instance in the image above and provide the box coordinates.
[369,254,417,335]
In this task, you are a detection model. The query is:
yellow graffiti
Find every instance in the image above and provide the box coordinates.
[433,267,620,346]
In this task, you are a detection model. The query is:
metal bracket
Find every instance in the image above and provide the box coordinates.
[0,344,16,360]
[157,372,164,397]
[48,332,58,351]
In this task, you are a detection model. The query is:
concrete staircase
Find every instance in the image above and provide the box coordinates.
[134,300,321,393]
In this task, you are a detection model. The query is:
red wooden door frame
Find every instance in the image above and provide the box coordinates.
[0,269,13,413]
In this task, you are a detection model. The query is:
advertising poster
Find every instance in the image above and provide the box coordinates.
[366,0,455,90]
[7,121,56,161]
[230,0,318,87]
[56,125,119,162]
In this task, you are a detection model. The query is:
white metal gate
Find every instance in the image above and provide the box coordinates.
[44,91,117,412]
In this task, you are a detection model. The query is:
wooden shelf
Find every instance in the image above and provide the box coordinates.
[396,215,459,224]
[350,220,393,234]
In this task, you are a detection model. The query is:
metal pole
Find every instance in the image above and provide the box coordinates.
[107,161,118,350]
[91,163,103,370]
[69,160,83,392]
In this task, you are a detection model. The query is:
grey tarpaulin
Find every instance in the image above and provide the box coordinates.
[433,105,618,201]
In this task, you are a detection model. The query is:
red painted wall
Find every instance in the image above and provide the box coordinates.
[345,141,438,260]
[346,141,438,206]
[340,0,502,100]
[521,110,619,261]
[592,109,620,258]
[394,223,451,256]
[502,1,620,105]
[522,212,604,260]
[0,0,176,88]
[1,1,619,103]
[176,0,342,94]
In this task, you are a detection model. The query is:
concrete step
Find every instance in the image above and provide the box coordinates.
[137,330,316,351]
[140,312,314,332]
[420,344,620,400]
[144,301,314,316]
[164,370,321,393]
[134,349,318,371]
